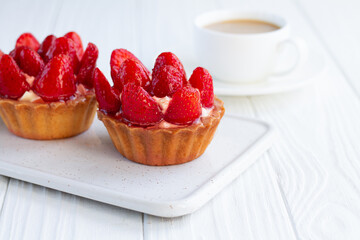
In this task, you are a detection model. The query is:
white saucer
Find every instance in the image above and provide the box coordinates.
[213,49,326,96]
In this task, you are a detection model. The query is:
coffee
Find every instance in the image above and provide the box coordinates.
[205,19,280,34]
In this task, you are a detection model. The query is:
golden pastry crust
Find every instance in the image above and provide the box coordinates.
[0,93,97,140]
[98,97,225,166]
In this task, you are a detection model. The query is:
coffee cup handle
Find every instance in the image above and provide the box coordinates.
[272,37,308,76]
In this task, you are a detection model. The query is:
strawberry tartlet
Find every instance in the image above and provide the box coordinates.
[0,32,99,139]
[95,50,225,166]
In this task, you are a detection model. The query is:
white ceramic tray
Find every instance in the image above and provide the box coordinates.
[0,115,275,217]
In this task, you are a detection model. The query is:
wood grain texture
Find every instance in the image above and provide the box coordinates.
[0,179,143,240]
[1,0,360,239]
[295,0,360,96]
[144,157,297,240]
[0,176,8,213]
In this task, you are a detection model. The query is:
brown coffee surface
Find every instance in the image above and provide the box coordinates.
[205,19,280,34]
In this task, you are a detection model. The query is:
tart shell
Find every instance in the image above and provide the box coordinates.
[0,93,97,140]
[98,97,225,166]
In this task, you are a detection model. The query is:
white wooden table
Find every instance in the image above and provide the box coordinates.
[1,0,360,239]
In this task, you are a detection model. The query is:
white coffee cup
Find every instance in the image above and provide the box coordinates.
[194,11,308,83]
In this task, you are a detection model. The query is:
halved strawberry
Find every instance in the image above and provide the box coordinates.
[151,65,183,97]
[114,58,151,93]
[152,52,187,85]
[18,48,44,77]
[64,32,84,60]
[15,33,40,52]
[45,36,79,73]
[38,35,56,62]
[9,46,27,63]
[189,67,214,108]
[110,48,150,81]
[93,68,120,114]
[77,43,98,89]
[0,54,30,99]
[121,83,163,125]
[32,54,76,102]
[164,86,201,125]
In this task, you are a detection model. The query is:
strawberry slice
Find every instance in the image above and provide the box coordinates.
[18,48,45,77]
[93,68,121,114]
[121,83,163,126]
[45,36,79,73]
[38,35,56,62]
[0,55,30,99]
[15,33,40,52]
[0,50,3,59]
[151,65,183,97]
[189,67,214,108]
[77,43,98,89]
[110,48,150,81]
[114,58,151,93]
[164,86,201,125]
[32,54,76,102]
[64,32,84,60]
[9,46,27,63]
[152,52,187,85]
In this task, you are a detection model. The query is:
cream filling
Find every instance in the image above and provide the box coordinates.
[19,75,89,103]
[19,90,41,102]
[153,96,171,114]
[152,95,214,129]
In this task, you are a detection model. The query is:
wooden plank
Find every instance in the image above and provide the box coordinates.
[0,176,8,213]
[295,0,360,95]
[0,179,142,240]
[145,156,297,240]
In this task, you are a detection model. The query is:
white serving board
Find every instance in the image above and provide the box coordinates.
[0,115,275,217]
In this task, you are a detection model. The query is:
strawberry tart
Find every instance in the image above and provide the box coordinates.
[95,50,225,166]
[0,32,99,140]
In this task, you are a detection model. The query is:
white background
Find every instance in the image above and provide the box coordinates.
[0,0,360,239]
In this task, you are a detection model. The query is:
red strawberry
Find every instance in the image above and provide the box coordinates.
[0,50,3,59]
[77,43,98,89]
[0,55,30,99]
[189,67,214,108]
[93,68,120,113]
[9,46,27,63]
[151,65,183,97]
[15,33,40,52]
[114,58,151,93]
[45,36,79,73]
[38,35,56,62]
[152,52,187,85]
[64,32,84,60]
[121,83,163,125]
[32,54,76,102]
[164,86,201,125]
[18,48,45,77]
[110,48,150,81]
